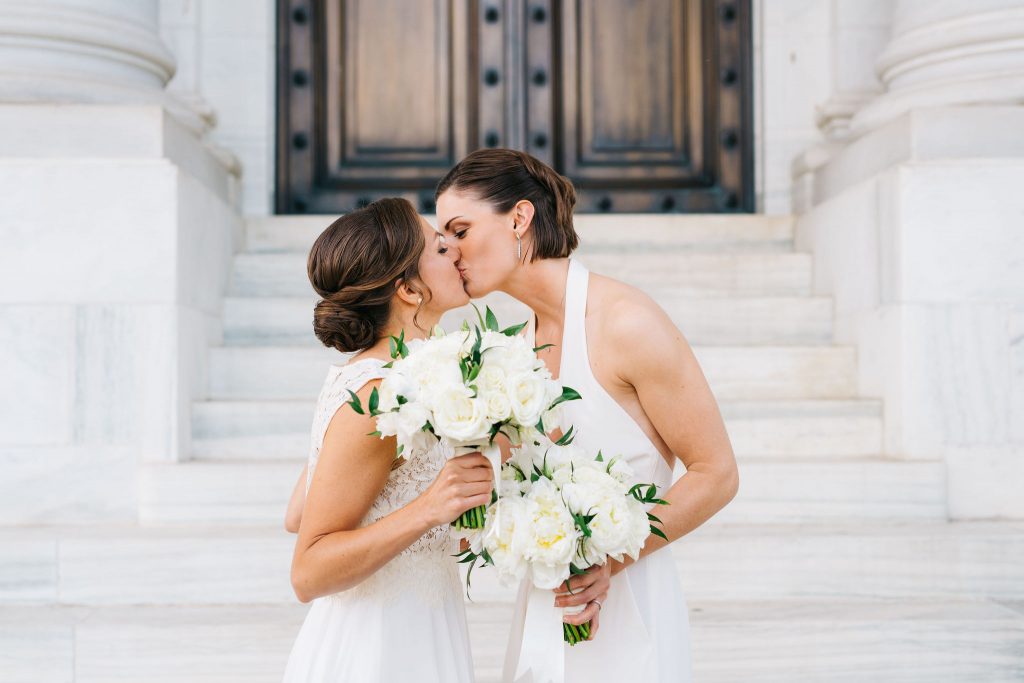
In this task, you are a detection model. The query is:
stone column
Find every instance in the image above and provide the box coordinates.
[794,0,1024,519]
[0,0,241,524]
[849,0,1024,136]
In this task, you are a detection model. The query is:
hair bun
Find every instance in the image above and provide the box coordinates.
[312,297,377,353]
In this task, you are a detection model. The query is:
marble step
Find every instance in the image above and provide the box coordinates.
[228,251,813,298]
[3,599,1022,683]
[138,457,945,526]
[191,398,883,461]
[245,214,796,254]
[206,345,859,401]
[223,294,834,347]
[4,522,1023,608]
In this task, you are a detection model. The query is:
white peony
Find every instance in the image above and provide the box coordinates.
[482,495,531,585]
[520,478,579,589]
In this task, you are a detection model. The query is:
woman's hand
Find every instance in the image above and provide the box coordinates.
[554,562,611,640]
[415,452,493,527]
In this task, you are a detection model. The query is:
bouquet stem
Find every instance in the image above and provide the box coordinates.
[452,504,487,530]
[562,621,591,646]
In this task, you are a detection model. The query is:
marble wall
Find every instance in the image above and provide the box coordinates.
[0,105,242,523]
[797,105,1024,519]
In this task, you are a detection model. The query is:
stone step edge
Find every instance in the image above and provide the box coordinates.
[5,519,1018,541]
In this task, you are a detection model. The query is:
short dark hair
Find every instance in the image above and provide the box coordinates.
[435,148,579,260]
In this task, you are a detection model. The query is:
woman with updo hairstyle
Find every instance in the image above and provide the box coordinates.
[282,198,488,682]
[435,150,739,681]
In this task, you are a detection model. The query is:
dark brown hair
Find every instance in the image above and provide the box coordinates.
[307,198,426,353]
[435,148,578,260]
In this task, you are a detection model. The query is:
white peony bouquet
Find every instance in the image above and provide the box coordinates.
[346,307,581,529]
[457,430,668,645]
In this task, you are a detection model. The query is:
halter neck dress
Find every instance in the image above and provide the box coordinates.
[505,258,693,682]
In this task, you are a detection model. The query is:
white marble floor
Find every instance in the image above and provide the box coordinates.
[3,598,1022,682]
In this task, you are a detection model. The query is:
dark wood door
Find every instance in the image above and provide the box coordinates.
[277,0,753,214]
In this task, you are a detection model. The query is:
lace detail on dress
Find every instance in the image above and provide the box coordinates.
[306,359,458,607]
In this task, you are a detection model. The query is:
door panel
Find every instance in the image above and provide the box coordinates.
[277,0,753,214]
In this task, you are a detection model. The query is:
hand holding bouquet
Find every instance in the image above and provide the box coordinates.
[457,431,668,644]
[346,307,581,528]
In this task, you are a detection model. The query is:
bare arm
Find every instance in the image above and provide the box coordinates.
[284,463,307,533]
[608,297,739,572]
[291,381,494,603]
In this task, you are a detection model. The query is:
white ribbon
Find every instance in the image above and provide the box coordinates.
[504,564,658,683]
[509,584,565,683]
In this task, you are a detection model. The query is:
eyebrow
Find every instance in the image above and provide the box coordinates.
[443,215,464,232]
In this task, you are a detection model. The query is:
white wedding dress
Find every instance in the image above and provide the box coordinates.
[282,358,476,683]
[506,259,693,682]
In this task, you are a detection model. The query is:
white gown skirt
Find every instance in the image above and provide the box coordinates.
[505,550,692,682]
[282,586,476,683]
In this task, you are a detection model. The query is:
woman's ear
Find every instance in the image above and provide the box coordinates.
[512,200,536,236]
[394,279,422,307]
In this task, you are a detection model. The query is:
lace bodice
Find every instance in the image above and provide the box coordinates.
[306,358,457,606]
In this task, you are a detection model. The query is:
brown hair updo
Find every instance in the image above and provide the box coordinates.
[435,148,578,260]
[308,198,425,353]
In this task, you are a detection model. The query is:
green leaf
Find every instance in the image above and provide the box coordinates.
[471,326,483,360]
[485,306,500,332]
[368,387,379,415]
[461,319,471,332]
[548,386,582,410]
[367,430,382,437]
[346,389,365,415]
[646,512,663,525]
[501,321,528,337]
[395,443,405,457]
[533,343,555,353]
[650,525,669,542]
[470,302,486,329]
[595,451,604,462]
[397,329,409,357]
[555,425,575,446]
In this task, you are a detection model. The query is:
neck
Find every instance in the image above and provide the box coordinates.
[363,307,440,358]
[499,256,570,330]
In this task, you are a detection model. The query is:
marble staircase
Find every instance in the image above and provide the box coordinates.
[5,214,1023,682]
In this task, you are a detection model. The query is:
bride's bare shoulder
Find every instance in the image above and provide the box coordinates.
[587,272,680,345]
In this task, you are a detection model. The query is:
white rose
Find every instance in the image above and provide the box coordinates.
[482,388,513,423]
[476,364,508,395]
[431,384,488,442]
[395,402,431,437]
[606,456,635,485]
[507,372,549,427]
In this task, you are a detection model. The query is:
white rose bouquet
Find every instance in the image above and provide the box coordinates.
[346,307,581,529]
[457,430,668,645]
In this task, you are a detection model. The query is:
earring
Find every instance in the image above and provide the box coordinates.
[514,227,522,261]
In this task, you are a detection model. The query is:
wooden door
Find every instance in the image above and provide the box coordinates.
[277,0,753,214]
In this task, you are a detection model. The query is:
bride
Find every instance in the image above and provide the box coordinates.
[282,197,492,682]
[434,149,740,682]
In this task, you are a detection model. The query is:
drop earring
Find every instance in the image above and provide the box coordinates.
[514,227,522,261]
